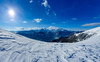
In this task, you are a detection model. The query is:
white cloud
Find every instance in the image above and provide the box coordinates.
[10,19,14,21]
[30,0,33,3]
[72,18,77,20]
[46,9,50,15]
[42,0,50,8]
[15,27,24,31]
[41,0,57,16]
[82,23,100,26]
[34,18,42,23]
[53,12,56,16]
[14,27,41,31]
[62,22,66,23]
[23,21,27,23]
[28,27,41,30]
[52,23,55,24]
[94,16,100,19]
[46,11,49,15]
[47,26,59,30]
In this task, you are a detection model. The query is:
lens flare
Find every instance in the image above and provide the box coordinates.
[9,10,15,16]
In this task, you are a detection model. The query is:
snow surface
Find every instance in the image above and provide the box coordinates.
[75,33,80,36]
[75,27,100,36]
[83,27,100,35]
[0,27,100,62]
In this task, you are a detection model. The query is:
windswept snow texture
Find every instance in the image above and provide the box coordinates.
[0,27,100,62]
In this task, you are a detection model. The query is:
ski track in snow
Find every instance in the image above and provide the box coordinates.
[0,28,100,62]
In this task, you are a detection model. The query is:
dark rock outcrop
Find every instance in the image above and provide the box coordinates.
[49,32,95,43]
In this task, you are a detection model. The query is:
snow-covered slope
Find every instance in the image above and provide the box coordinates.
[50,27,100,43]
[74,27,100,41]
[0,27,100,62]
[75,27,100,37]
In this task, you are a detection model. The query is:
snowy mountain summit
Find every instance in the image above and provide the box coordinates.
[0,27,100,62]
[50,27,100,43]
[74,26,100,41]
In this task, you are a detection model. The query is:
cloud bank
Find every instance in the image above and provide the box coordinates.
[15,27,24,31]
[28,27,41,30]
[82,23,100,26]
[14,26,59,31]
[47,26,59,30]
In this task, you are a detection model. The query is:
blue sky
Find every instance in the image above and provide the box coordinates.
[0,0,100,31]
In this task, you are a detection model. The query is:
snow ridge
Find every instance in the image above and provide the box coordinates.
[0,27,100,62]
[83,27,100,35]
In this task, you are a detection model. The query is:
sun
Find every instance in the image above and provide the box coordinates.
[9,10,15,16]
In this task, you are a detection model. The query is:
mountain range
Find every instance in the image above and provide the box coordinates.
[13,28,77,41]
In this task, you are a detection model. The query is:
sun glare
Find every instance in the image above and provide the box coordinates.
[9,10,15,16]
